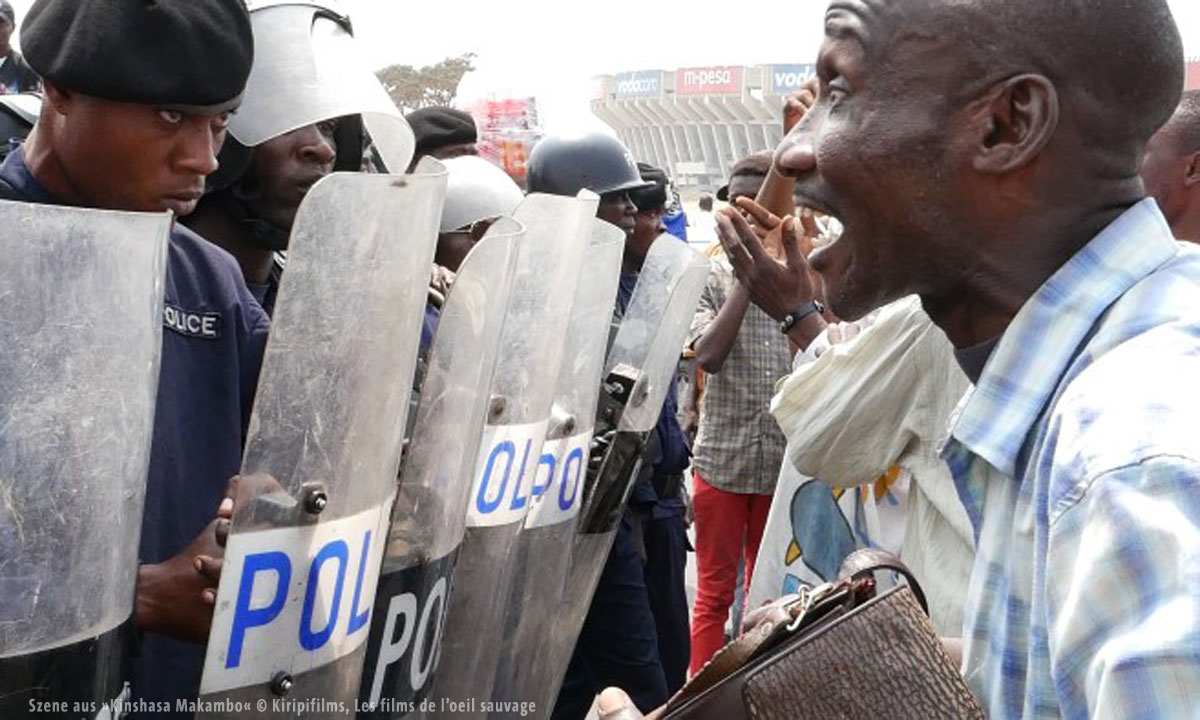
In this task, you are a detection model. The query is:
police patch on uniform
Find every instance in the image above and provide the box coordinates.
[164,304,222,339]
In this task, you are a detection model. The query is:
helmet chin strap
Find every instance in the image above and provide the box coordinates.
[220,185,291,253]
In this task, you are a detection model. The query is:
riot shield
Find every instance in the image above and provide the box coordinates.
[487,219,625,713]
[234,2,415,173]
[0,94,40,162]
[0,202,169,718]
[543,236,709,712]
[197,166,445,718]
[356,218,524,719]
[424,194,595,718]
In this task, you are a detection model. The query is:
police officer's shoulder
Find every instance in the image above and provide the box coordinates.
[20,0,252,111]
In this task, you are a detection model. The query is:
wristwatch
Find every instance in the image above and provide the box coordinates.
[779,299,825,335]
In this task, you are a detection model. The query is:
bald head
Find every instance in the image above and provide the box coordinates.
[1157,91,1200,159]
[936,0,1182,158]
[773,0,1186,330]
[1142,91,1200,240]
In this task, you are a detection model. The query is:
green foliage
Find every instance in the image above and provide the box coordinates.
[376,53,477,114]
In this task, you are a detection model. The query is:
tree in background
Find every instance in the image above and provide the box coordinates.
[377,53,476,113]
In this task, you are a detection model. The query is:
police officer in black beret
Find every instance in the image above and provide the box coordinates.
[0,0,39,94]
[0,0,267,714]
[405,105,478,171]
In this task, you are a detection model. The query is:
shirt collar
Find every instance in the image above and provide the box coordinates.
[0,146,63,206]
[948,198,1178,477]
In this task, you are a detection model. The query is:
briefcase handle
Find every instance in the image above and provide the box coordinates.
[837,548,929,615]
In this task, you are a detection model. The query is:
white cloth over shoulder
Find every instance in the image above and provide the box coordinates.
[749,296,974,636]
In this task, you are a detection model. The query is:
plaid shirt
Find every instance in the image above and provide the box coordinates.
[688,255,791,494]
[943,198,1200,719]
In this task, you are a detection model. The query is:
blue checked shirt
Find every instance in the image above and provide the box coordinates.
[944,198,1200,719]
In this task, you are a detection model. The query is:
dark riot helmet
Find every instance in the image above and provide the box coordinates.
[206,1,415,193]
[525,132,654,197]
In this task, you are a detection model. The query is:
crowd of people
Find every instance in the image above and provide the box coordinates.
[4,0,1200,718]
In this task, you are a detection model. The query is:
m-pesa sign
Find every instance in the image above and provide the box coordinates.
[676,66,742,95]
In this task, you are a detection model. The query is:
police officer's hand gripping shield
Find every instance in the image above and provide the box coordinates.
[197,165,445,717]
[0,202,169,718]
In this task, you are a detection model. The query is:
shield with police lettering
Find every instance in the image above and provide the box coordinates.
[541,236,709,712]
[422,194,595,717]
[0,202,168,719]
[355,218,524,719]
[234,2,415,174]
[197,164,445,718]
[486,219,625,712]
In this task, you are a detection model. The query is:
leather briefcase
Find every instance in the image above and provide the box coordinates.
[654,549,985,719]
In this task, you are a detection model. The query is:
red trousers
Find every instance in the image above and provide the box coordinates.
[689,471,773,675]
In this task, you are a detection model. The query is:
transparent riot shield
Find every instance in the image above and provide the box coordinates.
[197,166,445,718]
[424,194,595,718]
[0,94,39,162]
[487,219,624,712]
[0,202,169,718]
[356,218,523,719]
[542,237,709,712]
[235,2,415,173]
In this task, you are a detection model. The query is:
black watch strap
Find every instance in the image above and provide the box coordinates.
[779,299,825,335]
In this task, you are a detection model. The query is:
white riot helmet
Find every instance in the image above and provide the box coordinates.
[208,1,415,191]
[439,156,524,233]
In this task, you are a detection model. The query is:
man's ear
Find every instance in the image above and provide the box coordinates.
[1185,152,1200,188]
[970,74,1059,175]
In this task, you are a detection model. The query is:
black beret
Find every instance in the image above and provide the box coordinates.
[717,152,772,201]
[630,162,669,213]
[406,107,478,155]
[21,0,253,112]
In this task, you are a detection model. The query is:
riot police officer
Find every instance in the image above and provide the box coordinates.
[0,0,266,715]
[184,2,413,317]
[526,133,687,718]
[626,162,692,696]
[184,120,341,316]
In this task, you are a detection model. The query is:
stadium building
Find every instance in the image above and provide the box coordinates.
[592,60,1200,193]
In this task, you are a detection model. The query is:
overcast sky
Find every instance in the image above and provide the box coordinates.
[8,0,1200,133]
[352,0,1200,133]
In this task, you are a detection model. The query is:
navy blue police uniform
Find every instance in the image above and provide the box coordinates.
[637,378,692,696]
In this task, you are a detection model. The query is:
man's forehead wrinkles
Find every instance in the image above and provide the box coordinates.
[826,0,868,24]
[826,0,877,42]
